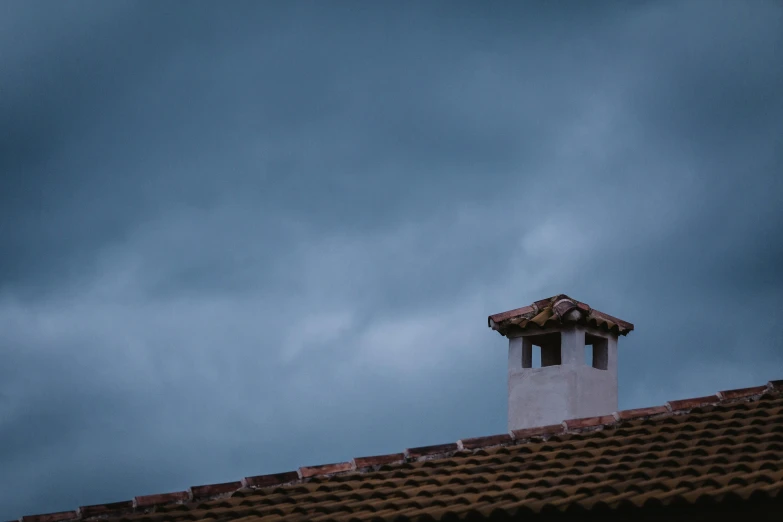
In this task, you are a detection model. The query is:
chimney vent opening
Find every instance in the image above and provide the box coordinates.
[585,333,609,370]
[522,332,562,368]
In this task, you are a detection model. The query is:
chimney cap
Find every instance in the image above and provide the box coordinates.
[488,294,634,337]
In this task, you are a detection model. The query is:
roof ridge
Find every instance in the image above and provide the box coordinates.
[487,294,635,336]
[18,379,783,522]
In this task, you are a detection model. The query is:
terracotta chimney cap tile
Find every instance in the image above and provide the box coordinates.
[189,481,242,499]
[666,395,720,411]
[21,512,79,522]
[133,491,190,508]
[589,309,634,331]
[488,294,633,336]
[457,434,513,450]
[717,386,769,401]
[352,453,405,469]
[241,471,299,488]
[298,462,352,479]
[488,305,535,327]
[533,297,555,310]
[510,423,564,440]
[552,298,578,318]
[405,443,459,459]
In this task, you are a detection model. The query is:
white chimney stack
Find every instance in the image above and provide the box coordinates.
[488,294,634,432]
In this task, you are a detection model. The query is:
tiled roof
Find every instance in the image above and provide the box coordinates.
[18,380,783,522]
[488,294,634,337]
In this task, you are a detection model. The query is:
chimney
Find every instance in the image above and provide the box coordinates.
[488,294,634,431]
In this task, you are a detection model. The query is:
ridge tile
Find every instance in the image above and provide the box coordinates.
[77,501,133,518]
[613,405,669,421]
[189,481,242,499]
[510,423,564,440]
[667,395,720,411]
[242,471,299,488]
[133,491,189,508]
[352,453,405,469]
[564,414,616,430]
[718,386,768,401]
[298,462,352,478]
[457,434,512,450]
[21,512,78,522]
[405,443,459,459]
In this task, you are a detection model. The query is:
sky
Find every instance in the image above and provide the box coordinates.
[1,0,782,518]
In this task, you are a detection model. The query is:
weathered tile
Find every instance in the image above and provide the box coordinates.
[457,434,512,450]
[298,462,352,478]
[242,471,299,488]
[489,294,634,336]
[405,443,459,459]
[189,481,242,499]
[718,386,768,401]
[78,501,133,518]
[614,405,669,421]
[667,395,720,411]
[352,453,405,469]
[134,491,189,508]
[563,414,615,430]
[21,512,78,522]
[510,423,564,440]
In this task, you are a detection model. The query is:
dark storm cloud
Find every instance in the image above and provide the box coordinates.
[0,0,634,293]
[1,1,782,519]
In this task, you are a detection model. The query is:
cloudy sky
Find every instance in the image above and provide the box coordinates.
[1,0,782,518]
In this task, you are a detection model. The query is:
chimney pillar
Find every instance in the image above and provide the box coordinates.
[508,337,524,371]
[559,327,585,366]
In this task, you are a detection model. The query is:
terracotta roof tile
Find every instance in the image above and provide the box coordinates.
[485,305,535,325]
[404,442,459,459]
[718,386,769,401]
[667,395,720,411]
[77,501,132,518]
[457,433,512,450]
[21,512,78,522]
[298,462,352,478]
[133,491,189,508]
[188,481,242,499]
[241,471,299,488]
[16,380,783,522]
[510,423,564,440]
[613,405,670,421]
[564,414,616,430]
[488,294,634,337]
[352,453,405,469]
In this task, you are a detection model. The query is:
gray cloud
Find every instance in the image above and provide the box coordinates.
[1,1,782,519]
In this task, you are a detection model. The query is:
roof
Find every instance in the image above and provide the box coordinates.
[488,294,635,337]
[18,380,783,522]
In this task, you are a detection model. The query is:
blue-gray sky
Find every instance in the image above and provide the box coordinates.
[1,1,782,519]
